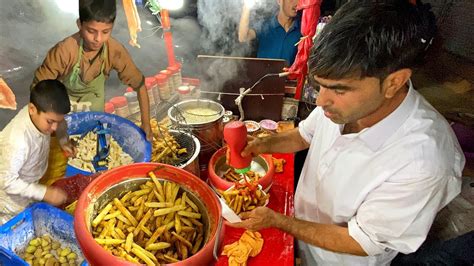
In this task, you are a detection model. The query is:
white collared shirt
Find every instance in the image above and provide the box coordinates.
[295,83,465,266]
[0,105,49,224]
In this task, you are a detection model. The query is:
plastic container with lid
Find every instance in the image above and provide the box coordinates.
[109,96,130,118]
[104,102,115,114]
[160,69,175,92]
[167,63,182,91]
[243,120,260,133]
[177,85,193,101]
[144,77,156,106]
[124,90,140,115]
[155,73,171,101]
[259,119,278,131]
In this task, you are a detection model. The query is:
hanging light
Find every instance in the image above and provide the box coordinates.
[159,0,184,11]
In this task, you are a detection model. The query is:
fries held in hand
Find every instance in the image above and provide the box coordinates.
[218,180,269,215]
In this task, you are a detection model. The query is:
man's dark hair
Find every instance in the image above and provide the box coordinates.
[79,0,116,24]
[308,0,436,80]
[30,80,71,114]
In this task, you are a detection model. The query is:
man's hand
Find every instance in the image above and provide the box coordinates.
[141,120,153,142]
[241,135,265,158]
[244,0,257,9]
[229,207,278,231]
[43,186,68,206]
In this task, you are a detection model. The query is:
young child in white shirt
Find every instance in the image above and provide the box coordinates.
[0,79,71,224]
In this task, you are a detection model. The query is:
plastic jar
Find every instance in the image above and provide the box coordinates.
[109,96,130,118]
[177,85,192,101]
[124,90,140,115]
[144,77,156,106]
[259,119,278,132]
[104,102,115,114]
[155,73,171,101]
[167,64,182,91]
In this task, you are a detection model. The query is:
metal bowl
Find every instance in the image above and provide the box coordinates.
[88,177,211,245]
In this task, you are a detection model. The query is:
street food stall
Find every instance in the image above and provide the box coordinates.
[0,0,315,265]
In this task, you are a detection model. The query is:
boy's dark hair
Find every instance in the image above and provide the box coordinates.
[79,0,116,24]
[30,80,71,114]
[308,0,436,80]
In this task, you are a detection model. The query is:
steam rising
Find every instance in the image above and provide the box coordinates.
[0,0,278,129]
[196,0,278,93]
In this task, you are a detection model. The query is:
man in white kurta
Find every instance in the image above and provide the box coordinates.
[295,82,464,265]
[230,1,465,265]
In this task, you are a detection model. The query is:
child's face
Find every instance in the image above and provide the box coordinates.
[28,103,65,135]
[77,20,114,52]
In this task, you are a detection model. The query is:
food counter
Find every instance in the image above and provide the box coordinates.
[215,153,295,266]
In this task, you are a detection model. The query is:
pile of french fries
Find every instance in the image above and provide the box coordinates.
[222,169,261,183]
[91,172,204,265]
[150,119,187,165]
[218,180,269,215]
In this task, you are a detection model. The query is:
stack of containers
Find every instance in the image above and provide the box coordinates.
[155,73,171,101]
[124,88,140,115]
[109,96,129,118]
[104,102,115,114]
[144,77,156,107]
[159,69,174,94]
[167,63,182,92]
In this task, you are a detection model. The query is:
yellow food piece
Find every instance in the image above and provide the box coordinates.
[272,157,286,173]
[20,235,78,266]
[222,230,264,266]
[68,132,134,172]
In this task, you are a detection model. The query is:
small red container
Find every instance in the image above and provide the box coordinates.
[74,163,224,266]
[104,102,115,114]
[208,147,274,192]
[154,73,168,84]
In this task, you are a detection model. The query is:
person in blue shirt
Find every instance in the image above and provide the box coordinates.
[239,0,301,65]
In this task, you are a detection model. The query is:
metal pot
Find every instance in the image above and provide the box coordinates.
[168,99,225,176]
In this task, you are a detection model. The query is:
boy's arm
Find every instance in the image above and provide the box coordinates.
[136,83,152,141]
[31,43,69,90]
[111,41,152,140]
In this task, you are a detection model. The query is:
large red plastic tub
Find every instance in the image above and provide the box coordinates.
[74,163,223,265]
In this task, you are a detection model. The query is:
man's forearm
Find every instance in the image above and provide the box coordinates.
[272,212,367,256]
[238,5,251,42]
[259,128,309,154]
[137,85,150,124]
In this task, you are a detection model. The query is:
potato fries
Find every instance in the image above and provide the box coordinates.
[150,118,187,165]
[91,172,205,264]
[222,169,261,183]
[218,180,269,215]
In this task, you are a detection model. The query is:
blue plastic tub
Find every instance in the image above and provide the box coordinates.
[65,112,152,177]
[0,203,85,265]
